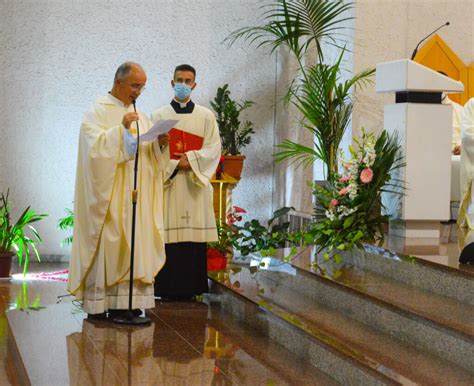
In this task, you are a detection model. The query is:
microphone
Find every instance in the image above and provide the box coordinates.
[411,22,450,60]
[132,100,140,141]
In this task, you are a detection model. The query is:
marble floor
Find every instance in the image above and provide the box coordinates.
[1,264,335,385]
[384,222,474,273]
[0,223,471,385]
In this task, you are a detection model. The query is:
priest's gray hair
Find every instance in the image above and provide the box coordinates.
[114,62,142,82]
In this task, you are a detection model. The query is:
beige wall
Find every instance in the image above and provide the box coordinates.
[352,0,474,139]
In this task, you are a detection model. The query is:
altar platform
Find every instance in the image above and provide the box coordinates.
[2,224,474,385]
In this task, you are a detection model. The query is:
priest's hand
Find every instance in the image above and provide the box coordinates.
[158,133,170,147]
[453,145,461,155]
[175,153,191,170]
[122,112,139,130]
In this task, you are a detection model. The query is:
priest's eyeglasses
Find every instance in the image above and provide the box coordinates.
[127,83,146,92]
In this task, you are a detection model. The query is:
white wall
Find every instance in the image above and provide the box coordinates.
[352,0,474,138]
[0,0,277,256]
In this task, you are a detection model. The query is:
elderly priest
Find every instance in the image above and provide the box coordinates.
[67,62,166,319]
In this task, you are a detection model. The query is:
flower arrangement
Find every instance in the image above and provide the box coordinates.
[309,129,403,262]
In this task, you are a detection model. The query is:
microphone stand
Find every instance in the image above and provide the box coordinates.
[114,100,151,326]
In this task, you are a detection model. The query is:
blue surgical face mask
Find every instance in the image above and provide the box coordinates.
[174,83,193,100]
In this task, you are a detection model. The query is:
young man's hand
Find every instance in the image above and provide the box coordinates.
[175,153,191,170]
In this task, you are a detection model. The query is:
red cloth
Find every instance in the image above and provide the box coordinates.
[169,128,204,160]
[207,248,227,271]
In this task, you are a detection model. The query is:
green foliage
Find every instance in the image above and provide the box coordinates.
[226,0,354,63]
[0,190,48,275]
[57,208,74,247]
[274,50,375,180]
[227,0,373,179]
[232,207,294,256]
[210,84,255,155]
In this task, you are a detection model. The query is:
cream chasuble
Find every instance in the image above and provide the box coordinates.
[150,103,220,243]
[67,93,166,314]
[458,98,474,229]
[443,96,464,150]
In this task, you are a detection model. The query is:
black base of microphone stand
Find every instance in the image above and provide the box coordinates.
[113,310,151,325]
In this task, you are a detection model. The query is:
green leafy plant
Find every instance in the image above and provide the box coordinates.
[226,0,353,64]
[232,207,294,256]
[304,129,404,261]
[57,208,74,247]
[274,50,375,180]
[0,190,48,275]
[208,206,247,256]
[227,0,374,180]
[210,84,255,155]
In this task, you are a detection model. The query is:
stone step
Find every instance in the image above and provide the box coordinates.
[288,248,473,338]
[266,249,474,372]
[352,244,473,304]
[208,262,474,385]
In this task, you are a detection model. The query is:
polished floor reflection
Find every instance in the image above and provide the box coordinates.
[384,222,474,273]
[2,263,336,385]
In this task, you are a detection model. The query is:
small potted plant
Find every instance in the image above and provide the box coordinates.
[0,190,47,277]
[210,84,255,179]
[207,206,246,271]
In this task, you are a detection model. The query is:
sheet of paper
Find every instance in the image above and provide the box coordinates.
[139,119,178,142]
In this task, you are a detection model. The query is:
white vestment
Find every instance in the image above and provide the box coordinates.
[67,93,166,314]
[443,96,464,150]
[150,103,221,243]
[458,98,474,228]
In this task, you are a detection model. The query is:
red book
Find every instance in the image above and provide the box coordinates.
[169,128,204,160]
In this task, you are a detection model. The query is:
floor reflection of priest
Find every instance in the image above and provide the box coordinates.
[66,315,231,385]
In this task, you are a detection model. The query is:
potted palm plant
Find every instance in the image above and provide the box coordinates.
[0,190,47,277]
[210,84,255,179]
[274,50,374,180]
[227,0,374,181]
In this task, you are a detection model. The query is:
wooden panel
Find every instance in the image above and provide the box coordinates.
[414,35,468,105]
[469,64,474,103]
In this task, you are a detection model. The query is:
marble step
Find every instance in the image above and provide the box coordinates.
[351,244,473,305]
[271,244,474,305]
[208,264,474,385]
[261,252,473,372]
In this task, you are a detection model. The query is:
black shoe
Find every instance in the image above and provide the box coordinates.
[87,312,107,320]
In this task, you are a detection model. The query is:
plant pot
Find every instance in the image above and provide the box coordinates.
[0,252,15,278]
[207,248,228,271]
[223,155,246,180]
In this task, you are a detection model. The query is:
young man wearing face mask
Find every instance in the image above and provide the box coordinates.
[150,64,221,300]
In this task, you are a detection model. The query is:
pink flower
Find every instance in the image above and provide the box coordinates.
[360,168,374,184]
[339,175,350,183]
[330,199,339,207]
[339,187,349,196]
